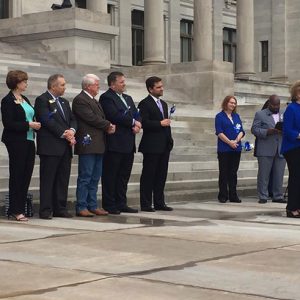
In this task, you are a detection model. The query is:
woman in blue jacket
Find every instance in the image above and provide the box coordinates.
[281,81,300,218]
[215,95,245,203]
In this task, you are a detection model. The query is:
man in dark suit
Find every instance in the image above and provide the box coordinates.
[138,76,174,212]
[100,71,141,214]
[35,74,77,219]
[72,74,115,217]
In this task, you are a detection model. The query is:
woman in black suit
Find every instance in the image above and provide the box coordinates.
[1,70,41,221]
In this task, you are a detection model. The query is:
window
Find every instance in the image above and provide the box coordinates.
[261,41,269,72]
[132,10,144,66]
[0,0,9,19]
[223,27,236,68]
[75,0,86,8]
[180,20,193,62]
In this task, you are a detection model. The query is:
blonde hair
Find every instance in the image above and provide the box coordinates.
[290,80,300,101]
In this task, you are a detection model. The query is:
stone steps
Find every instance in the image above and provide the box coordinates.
[0,46,290,213]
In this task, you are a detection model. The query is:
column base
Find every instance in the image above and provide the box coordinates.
[270,76,289,83]
[235,72,256,80]
[143,58,166,65]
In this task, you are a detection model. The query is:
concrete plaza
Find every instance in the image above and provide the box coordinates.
[0,198,299,300]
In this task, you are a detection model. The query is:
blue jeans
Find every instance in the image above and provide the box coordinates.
[76,154,103,213]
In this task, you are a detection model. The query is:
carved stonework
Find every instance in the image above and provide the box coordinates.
[225,0,236,9]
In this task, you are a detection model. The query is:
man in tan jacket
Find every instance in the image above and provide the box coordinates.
[73,74,115,217]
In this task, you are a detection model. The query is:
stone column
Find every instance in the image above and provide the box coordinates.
[236,0,255,77]
[118,0,132,66]
[86,0,107,14]
[193,0,213,61]
[9,0,22,18]
[212,0,224,61]
[168,0,181,63]
[143,0,166,65]
[271,0,287,81]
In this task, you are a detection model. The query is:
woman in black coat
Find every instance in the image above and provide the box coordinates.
[1,70,41,221]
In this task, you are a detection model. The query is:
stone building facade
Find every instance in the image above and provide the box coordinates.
[0,0,298,83]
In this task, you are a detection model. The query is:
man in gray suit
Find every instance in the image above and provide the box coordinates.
[251,95,286,204]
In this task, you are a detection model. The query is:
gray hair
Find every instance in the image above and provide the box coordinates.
[82,74,100,90]
[47,74,64,89]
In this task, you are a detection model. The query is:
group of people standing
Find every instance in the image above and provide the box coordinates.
[215,82,300,218]
[1,70,173,221]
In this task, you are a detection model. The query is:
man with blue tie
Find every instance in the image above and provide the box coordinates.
[138,76,174,212]
[35,74,77,219]
[100,71,141,214]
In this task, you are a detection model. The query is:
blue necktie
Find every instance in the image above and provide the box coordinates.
[55,97,66,120]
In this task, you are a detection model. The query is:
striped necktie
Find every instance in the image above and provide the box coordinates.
[55,97,66,120]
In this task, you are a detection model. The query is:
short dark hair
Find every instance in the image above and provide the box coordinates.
[107,71,124,86]
[145,76,162,92]
[47,74,64,89]
[221,95,237,113]
[6,70,28,90]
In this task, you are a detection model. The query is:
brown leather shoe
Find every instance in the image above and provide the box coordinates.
[89,208,108,216]
[76,209,94,217]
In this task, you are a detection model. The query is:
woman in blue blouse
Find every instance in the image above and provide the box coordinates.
[215,95,245,203]
[281,81,300,218]
[1,70,41,221]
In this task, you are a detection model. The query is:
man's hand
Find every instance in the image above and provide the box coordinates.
[63,129,75,141]
[107,124,116,135]
[134,120,142,129]
[132,125,141,134]
[69,137,76,146]
[267,128,279,135]
[160,119,171,127]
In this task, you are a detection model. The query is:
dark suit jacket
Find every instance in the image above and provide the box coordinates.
[72,91,110,155]
[100,88,139,153]
[1,91,34,144]
[138,95,173,154]
[34,91,77,156]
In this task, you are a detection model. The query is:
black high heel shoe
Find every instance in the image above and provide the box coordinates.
[286,210,300,218]
[8,214,28,222]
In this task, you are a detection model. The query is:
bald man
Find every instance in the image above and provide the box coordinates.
[251,95,286,204]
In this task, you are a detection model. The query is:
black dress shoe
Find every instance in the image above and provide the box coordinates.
[121,206,138,213]
[53,212,73,218]
[272,199,287,204]
[154,206,173,211]
[258,199,268,204]
[107,210,121,215]
[39,214,52,220]
[218,198,227,203]
[141,207,156,212]
[229,198,242,203]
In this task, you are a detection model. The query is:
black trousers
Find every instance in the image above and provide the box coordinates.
[39,148,71,216]
[5,140,35,215]
[283,147,300,211]
[101,151,134,211]
[140,151,170,209]
[217,151,241,201]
